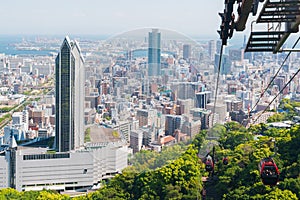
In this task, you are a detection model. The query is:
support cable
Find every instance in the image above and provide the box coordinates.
[249,36,300,115]
[213,45,224,122]
[253,65,300,124]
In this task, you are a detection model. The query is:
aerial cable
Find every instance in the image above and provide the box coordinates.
[213,44,224,122]
[253,64,300,124]
[249,36,300,116]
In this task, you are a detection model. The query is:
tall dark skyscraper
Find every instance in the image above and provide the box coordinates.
[55,36,85,152]
[148,29,161,76]
[183,44,191,60]
[216,40,222,54]
[214,54,231,75]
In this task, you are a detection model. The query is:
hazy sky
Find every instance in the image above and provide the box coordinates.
[0,0,227,38]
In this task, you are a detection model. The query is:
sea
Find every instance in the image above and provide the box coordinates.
[0,35,109,56]
[0,35,51,56]
[0,34,250,57]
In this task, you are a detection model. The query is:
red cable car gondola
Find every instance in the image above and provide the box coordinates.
[222,157,229,165]
[205,155,214,172]
[258,157,279,186]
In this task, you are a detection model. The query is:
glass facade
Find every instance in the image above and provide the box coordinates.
[23,153,70,160]
[55,37,84,152]
[61,41,71,152]
[148,29,161,76]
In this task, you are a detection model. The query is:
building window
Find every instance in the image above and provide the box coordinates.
[23,153,70,160]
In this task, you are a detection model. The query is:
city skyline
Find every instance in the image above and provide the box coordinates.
[0,0,298,197]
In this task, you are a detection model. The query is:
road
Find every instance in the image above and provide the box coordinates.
[0,92,51,133]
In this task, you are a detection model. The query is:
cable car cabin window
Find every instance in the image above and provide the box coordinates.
[223,157,228,165]
[262,166,277,177]
[261,165,279,186]
[205,164,213,172]
[205,160,214,172]
[262,176,279,186]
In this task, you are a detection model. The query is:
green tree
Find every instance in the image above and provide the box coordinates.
[248,123,268,135]
[219,130,253,150]
[224,121,246,132]
[192,130,206,152]
[36,190,70,200]
[264,188,297,200]
[0,188,20,199]
[84,128,91,143]
[267,112,287,123]
[85,186,129,200]
[163,184,183,200]
[279,178,300,199]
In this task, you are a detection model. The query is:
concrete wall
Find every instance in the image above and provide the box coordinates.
[0,155,9,189]
[15,151,94,191]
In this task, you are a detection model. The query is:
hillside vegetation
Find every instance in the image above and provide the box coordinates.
[0,99,299,199]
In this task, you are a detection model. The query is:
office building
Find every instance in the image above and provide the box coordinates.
[55,36,85,152]
[29,108,45,128]
[165,115,182,136]
[195,91,211,109]
[136,109,157,127]
[214,54,232,75]
[190,108,214,129]
[228,83,238,94]
[130,130,144,153]
[230,110,248,124]
[207,102,227,123]
[176,99,194,114]
[12,112,23,125]
[225,100,243,112]
[171,82,203,100]
[274,76,287,93]
[148,29,161,76]
[183,44,191,60]
[0,141,127,191]
[229,48,244,61]
[216,40,222,54]
[13,82,23,94]
[208,40,216,61]
[181,116,201,138]
[116,120,131,143]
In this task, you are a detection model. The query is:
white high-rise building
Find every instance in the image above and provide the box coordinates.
[12,112,22,125]
[208,40,216,61]
[11,111,28,131]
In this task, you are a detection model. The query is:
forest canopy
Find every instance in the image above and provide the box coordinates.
[0,99,300,199]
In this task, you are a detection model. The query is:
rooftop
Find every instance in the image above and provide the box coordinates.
[89,125,121,143]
